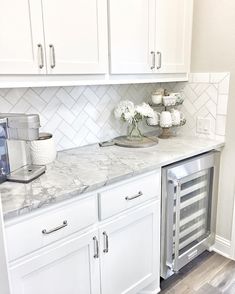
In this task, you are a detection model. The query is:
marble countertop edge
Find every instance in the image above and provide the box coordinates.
[1,136,225,221]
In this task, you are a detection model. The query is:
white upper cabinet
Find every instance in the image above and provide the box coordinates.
[0,0,193,79]
[42,0,108,74]
[108,0,193,74]
[0,0,46,74]
[155,0,193,73]
[108,0,156,74]
[0,0,108,75]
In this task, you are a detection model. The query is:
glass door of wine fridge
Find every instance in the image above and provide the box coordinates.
[161,151,220,279]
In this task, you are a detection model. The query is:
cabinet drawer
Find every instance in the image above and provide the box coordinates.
[5,195,98,261]
[99,171,161,220]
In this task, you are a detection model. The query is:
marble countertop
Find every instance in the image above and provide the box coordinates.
[0,135,224,220]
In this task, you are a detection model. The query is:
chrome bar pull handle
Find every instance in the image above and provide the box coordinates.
[49,44,56,68]
[165,179,176,270]
[173,180,181,272]
[103,231,109,253]
[157,51,162,69]
[42,220,68,235]
[125,191,143,201]
[150,51,155,70]
[37,44,44,69]
[93,236,99,259]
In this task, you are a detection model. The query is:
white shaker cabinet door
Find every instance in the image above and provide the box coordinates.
[155,0,193,73]
[42,0,108,74]
[10,229,100,294]
[109,0,156,74]
[0,0,46,74]
[99,202,160,294]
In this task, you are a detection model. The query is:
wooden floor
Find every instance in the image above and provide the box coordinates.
[160,252,235,293]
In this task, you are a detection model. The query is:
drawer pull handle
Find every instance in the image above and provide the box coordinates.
[125,191,143,201]
[103,231,109,253]
[93,236,99,259]
[42,220,68,235]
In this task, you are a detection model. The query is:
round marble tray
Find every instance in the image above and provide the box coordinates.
[114,136,158,148]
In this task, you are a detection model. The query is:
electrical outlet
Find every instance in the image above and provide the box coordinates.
[196,117,211,134]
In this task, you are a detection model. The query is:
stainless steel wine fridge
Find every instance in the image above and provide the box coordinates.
[161,151,220,279]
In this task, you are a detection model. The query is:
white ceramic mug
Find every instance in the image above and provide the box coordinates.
[160,111,172,128]
[147,111,159,126]
[151,93,163,105]
[163,96,177,106]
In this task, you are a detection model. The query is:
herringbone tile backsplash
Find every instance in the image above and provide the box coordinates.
[0,73,230,150]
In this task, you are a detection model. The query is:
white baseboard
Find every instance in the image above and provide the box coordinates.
[138,280,161,294]
[212,235,233,259]
[138,287,161,294]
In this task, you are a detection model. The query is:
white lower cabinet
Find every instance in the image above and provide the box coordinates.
[99,202,160,294]
[9,229,101,294]
[7,172,161,294]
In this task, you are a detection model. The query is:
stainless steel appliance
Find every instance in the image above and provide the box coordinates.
[0,118,10,183]
[0,114,46,183]
[161,151,220,279]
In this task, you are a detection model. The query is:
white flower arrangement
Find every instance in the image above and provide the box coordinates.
[114,100,155,124]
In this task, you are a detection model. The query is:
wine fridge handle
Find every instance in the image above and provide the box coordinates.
[166,179,179,271]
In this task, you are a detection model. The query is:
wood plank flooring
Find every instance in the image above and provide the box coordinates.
[160,252,235,293]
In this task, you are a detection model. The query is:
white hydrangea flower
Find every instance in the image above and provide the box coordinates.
[124,112,134,124]
[135,103,154,118]
[114,100,154,124]
[114,100,135,122]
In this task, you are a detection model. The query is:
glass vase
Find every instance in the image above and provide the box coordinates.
[127,120,143,141]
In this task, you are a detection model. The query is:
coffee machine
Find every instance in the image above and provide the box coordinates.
[0,113,46,183]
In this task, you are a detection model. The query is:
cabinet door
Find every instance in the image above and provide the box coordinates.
[10,230,100,294]
[42,0,108,74]
[0,0,46,74]
[155,0,193,73]
[109,0,156,74]
[99,202,160,294]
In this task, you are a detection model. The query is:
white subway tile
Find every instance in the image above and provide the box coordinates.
[216,115,227,136]
[210,72,229,83]
[217,95,229,115]
[218,74,230,94]
[192,73,210,83]
[57,104,76,124]
[56,88,75,109]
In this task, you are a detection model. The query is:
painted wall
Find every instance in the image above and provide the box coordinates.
[191,0,235,246]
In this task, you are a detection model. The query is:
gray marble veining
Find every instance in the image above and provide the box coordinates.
[0,135,224,220]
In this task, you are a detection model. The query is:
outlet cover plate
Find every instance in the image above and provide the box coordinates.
[197,117,211,134]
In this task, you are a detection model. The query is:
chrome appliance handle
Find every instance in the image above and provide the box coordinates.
[165,179,175,269]
[150,51,156,70]
[93,236,99,259]
[173,180,181,272]
[165,179,181,272]
[37,44,44,69]
[42,220,68,235]
[157,51,162,69]
[125,191,143,201]
[49,44,56,68]
[103,231,109,253]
